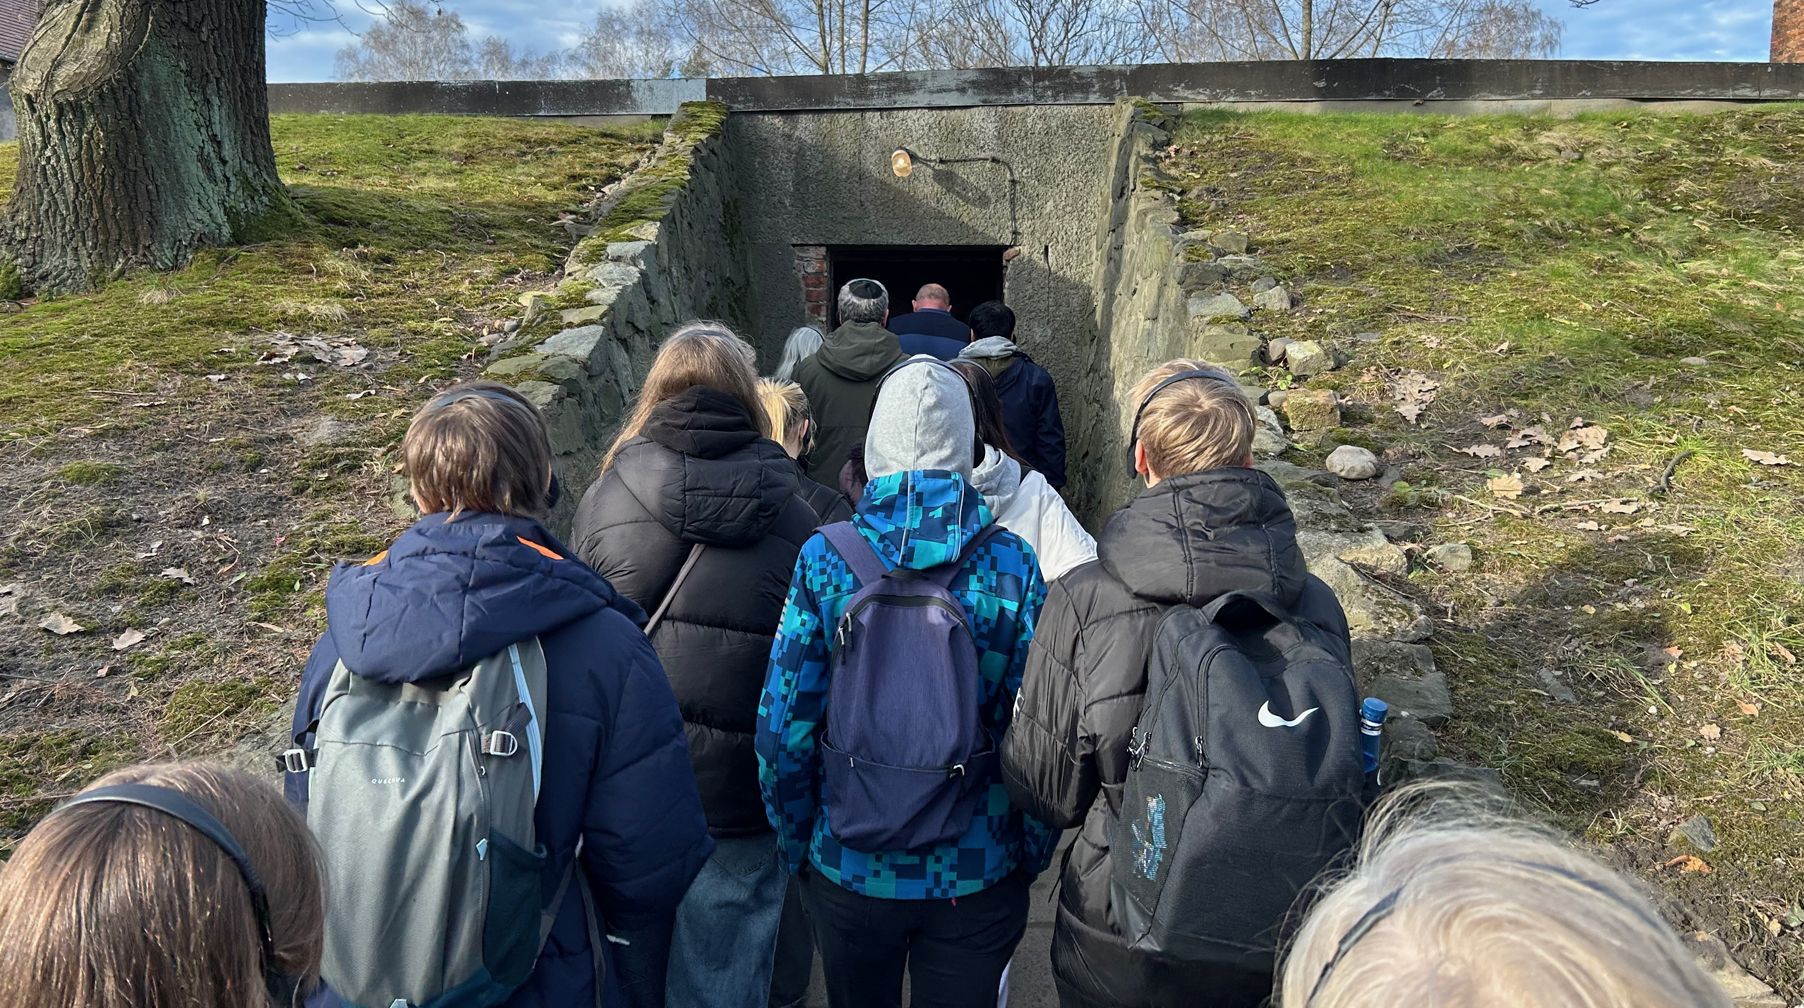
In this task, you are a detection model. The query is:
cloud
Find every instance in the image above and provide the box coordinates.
[265,0,606,81]
[1542,0,1772,61]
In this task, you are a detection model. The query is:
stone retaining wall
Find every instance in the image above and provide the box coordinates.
[479,102,749,538]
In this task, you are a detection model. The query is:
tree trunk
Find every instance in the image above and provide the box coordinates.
[1,0,293,294]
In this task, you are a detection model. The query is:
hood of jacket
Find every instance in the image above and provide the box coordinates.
[1097,467,1305,608]
[614,386,800,547]
[970,445,1024,516]
[815,320,906,381]
[864,356,977,480]
[325,512,643,684]
[990,350,1036,398]
[853,470,994,571]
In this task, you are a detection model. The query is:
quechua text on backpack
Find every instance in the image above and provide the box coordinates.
[816,521,1004,853]
[290,638,575,1008]
[1109,590,1366,971]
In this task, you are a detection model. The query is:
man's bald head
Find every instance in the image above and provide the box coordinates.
[913,284,950,310]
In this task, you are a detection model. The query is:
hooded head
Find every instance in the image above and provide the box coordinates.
[864,356,978,480]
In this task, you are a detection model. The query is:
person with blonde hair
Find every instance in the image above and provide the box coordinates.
[573,323,821,1008]
[757,377,852,524]
[0,761,323,1008]
[288,379,711,1008]
[1281,786,1733,1008]
[1001,360,1350,1008]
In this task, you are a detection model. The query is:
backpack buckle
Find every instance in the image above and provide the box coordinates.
[484,731,520,757]
[280,748,313,774]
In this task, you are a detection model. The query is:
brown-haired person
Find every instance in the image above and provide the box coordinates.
[287,379,712,1008]
[999,360,1351,1008]
[571,325,822,1008]
[0,761,323,1008]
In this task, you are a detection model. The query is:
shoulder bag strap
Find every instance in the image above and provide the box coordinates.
[645,543,705,638]
[818,521,890,587]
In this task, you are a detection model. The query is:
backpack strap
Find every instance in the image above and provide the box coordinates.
[645,543,705,638]
[924,522,1007,589]
[819,522,889,588]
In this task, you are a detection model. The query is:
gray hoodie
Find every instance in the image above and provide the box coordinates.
[865,356,977,479]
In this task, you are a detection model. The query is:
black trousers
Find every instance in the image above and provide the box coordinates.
[798,866,1031,1008]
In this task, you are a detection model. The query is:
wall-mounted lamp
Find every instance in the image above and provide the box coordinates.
[891,149,916,178]
[889,147,1020,245]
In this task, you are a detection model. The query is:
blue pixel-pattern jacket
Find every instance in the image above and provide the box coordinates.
[288,512,713,1008]
[756,470,1056,899]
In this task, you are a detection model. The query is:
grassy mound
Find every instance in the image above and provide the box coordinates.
[0,113,661,842]
[1162,106,1804,993]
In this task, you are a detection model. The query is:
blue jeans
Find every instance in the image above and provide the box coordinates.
[666,834,788,1008]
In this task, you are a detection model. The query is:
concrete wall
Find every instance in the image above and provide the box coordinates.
[726,103,1119,448]
[269,60,1804,120]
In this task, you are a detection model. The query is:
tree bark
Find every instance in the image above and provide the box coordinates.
[1,0,293,294]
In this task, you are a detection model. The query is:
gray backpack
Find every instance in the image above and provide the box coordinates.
[301,639,579,1008]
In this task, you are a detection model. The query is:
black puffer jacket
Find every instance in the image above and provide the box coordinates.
[572,386,819,838]
[792,459,852,524]
[1000,467,1350,1008]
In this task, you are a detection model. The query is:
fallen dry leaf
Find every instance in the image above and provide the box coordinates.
[1699,724,1721,741]
[1574,520,1603,530]
[1557,425,1610,454]
[1742,449,1792,466]
[1608,729,1634,743]
[38,612,83,635]
[1506,425,1552,448]
[1567,469,1606,483]
[1477,413,1510,428]
[1522,457,1552,472]
[1456,443,1505,459]
[1393,372,1439,425]
[1487,474,1525,499]
[1663,646,1684,659]
[111,629,146,651]
[1737,700,1762,716]
[1599,499,1643,514]
[1769,642,1798,666]
[160,567,195,584]
[95,665,112,679]
[1665,855,1713,874]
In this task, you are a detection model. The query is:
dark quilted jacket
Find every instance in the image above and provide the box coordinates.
[999,467,1349,1008]
[572,386,820,838]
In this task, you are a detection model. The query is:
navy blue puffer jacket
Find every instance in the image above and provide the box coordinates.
[288,512,713,1008]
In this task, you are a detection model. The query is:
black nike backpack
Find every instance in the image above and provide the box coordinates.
[1109,589,1368,972]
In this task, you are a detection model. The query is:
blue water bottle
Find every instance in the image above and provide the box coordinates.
[1360,697,1389,787]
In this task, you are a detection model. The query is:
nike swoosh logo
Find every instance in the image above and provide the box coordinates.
[1258,702,1320,728]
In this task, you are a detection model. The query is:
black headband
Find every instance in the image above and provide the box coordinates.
[62,784,296,1003]
[1126,368,1242,469]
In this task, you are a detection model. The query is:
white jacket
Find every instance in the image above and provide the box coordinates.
[971,447,1097,581]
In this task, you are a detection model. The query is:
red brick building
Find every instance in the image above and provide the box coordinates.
[1777,0,1804,62]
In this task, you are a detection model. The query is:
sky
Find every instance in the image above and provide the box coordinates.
[264,0,1777,82]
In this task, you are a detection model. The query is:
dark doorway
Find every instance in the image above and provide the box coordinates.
[826,245,1006,328]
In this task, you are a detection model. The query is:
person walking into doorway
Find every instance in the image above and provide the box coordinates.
[958,302,1068,490]
[793,279,907,485]
[888,283,971,360]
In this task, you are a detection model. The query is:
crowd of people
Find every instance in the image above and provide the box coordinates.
[0,278,1739,1008]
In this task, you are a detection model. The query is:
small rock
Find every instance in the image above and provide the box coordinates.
[1253,427,1288,457]
[1425,542,1474,572]
[1253,286,1293,312]
[1212,230,1250,254]
[517,291,551,310]
[485,353,549,379]
[1255,405,1285,438]
[1266,389,1289,411]
[1669,814,1718,853]
[1355,331,1381,342]
[1266,337,1294,364]
[1285,339,1332,377]
[1382,713,1440,763]
[1680,356,1709,367]
[606,239,654,265]
[623,220,660,242]
[300,416,355,448]
[1237,384,1268,405]
[1193,323,1261,367]
[502,318,523,334]
[1373,520,1426,542]
[560,305,608,326]
[1687,931,1785,1008]
[1250,276,1278,293]
[1378,466,1404,486]
[1326,445,1380,480]
[1281,389,1341,432]
[1537,668,1578,703]
[1177,261,1228,289]
[538,325,609,373]
[586,261,639,287]
[1187,292,1249,321]
[1216,254,1265,279]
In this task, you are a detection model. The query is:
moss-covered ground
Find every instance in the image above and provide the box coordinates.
[1161,106,1804,994]
[0,113,662,845]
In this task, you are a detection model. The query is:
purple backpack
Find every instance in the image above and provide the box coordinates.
[817,521,1003,853]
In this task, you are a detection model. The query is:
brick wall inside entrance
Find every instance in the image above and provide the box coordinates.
[794,245,829,326]
[1777,0,1804,61]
